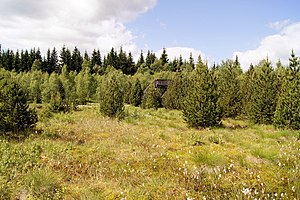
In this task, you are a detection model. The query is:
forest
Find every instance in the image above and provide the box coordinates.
[0,45,299,199]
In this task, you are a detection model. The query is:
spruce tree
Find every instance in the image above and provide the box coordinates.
[182,58,221,128]
[241,64,255,114]
[129,79,143,107]
[75,60,93,105]
[160,48,169,66]
[141,83,161,109]
[99,72,124,119]
[29,70,43,103]
[60,65,77,109]
[162,72,189,110]
[48,73,69,112]
[0,79,37,136]
[274,51,300,129]
[247,59,277,124]
[216,59,243,118]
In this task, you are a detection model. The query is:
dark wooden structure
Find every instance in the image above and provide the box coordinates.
[153,79,169,93]
[144,79,170,96]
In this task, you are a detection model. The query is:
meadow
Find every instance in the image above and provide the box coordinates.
[0,104,299,199]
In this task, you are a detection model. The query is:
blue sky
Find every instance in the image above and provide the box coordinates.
[1,0,300,69]
[127,0,300,67]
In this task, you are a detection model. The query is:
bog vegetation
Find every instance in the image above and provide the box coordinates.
[0,45,299,199]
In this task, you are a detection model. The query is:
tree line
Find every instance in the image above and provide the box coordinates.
[1,44,300,138]
[0,45,193,75]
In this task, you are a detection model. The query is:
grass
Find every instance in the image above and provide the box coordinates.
[0,103,299,199]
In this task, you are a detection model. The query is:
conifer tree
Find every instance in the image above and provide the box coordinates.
[31,59,42,71]
[0,79,37,136]
[75,60,93,105]
[99,72,124,119]
[216,59,243,118]
[60,65,77,109]
[129,79,143,107]
[29,70,43,103]
[91,49,102,74]
[71,47,83,72]
[48,73,69,112]
[241,64,255,114]
[274,51,300,129]
[60,45,72,69]
[247,59,277,124]
[162,73,189,110]
[182,58,221,128]
[141,83,161,109]
[136,50,145,70]
[160,48,169,66]
[13,50,21,71]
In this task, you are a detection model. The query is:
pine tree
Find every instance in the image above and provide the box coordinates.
[246,59,277,124]
[48,73,69,112]
[29,70,43,103]
[31,59,42,71]
[136,50,145,70]
[141,83,161,109]
[241,64,255,114]
[129,79,143,107]
[0,79,37,136]
[60,45,72,70]
[91,49,102,74]
[71,47,83,72]
[160,48,169,66]
[216,59,243,118]
[50,48,59,73]
[99,72,124,119]
[182,58,221,128]
[145,50,156,68]
[274,51,300,129]
[75,60,93,105]
[60,65,77,109]
[126,52,136,75]
[162,73,189,110]
[13,50,21,71]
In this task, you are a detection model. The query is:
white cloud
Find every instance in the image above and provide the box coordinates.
[157,47,205,62]
[234,22,300,70]
[268,19,291,30]
[0,0,157,54]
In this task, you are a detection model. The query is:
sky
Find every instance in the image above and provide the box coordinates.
[1,0,300,70]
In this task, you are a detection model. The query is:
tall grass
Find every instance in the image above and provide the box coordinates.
[1,104,299,199]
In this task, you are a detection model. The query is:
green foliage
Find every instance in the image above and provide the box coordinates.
[162,72,189,110]
[141,83,162,109]
[48,73,70,112]
[129,79,143,107]
[241,64,255,114]
[99,72,124,119]
[59,65,77,109]
[246,60,277,124]
[274,52,300,129]
[75,60,94,105]
[182,60,221,128]
[23,168,65,199]
[29,70,43,103]
[0,141,41,199]
[31,59,42,71]
[216,59,243,118]
[0,79,37,136]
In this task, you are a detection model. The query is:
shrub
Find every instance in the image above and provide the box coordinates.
[99,72,124,119]
[0,79,37,136]
[182,60,221,128]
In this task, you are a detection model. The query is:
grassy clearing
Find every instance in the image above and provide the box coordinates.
[0,104,299,199]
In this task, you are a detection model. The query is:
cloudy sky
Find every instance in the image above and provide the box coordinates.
[1,0,300,70]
